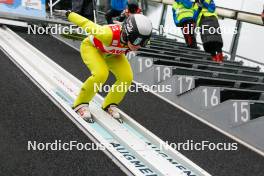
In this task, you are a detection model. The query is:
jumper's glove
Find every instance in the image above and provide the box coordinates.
[53,10,71,17]
[66,10,72,18]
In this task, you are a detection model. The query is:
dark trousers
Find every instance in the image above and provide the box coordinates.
[200,16,223,56]
[203,42,223,56]
[72,0,94,21]
[105,9,123,24]
[180,20,198,48]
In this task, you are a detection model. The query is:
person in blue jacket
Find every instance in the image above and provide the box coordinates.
[105,0,128,24]
[172,0,198,48]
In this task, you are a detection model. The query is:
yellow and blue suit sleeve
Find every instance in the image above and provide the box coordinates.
[68,12,113,46]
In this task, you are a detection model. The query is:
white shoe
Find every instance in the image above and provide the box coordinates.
[74,104,94,123]
[106,105,123,123]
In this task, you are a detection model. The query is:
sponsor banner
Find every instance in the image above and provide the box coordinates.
[108,140,158,176]
[0,0,46,18]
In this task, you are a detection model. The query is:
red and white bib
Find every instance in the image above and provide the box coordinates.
[89,25,129,55]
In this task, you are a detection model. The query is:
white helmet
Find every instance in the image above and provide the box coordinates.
[121,14,153,46]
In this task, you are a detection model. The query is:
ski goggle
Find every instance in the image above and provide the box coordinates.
[121,29,150,47]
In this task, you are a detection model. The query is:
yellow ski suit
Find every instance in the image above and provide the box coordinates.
[68,12,133,109]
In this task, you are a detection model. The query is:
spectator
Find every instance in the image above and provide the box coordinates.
[194,0,224,63]
[172,0,198,48]
[72,0,95,21]
[116,0,142,23]
[105,0,127,24]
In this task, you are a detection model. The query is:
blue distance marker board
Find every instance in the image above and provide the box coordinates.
[0,0,46,18]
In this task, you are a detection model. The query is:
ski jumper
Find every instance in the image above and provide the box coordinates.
[68,12,133,109]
